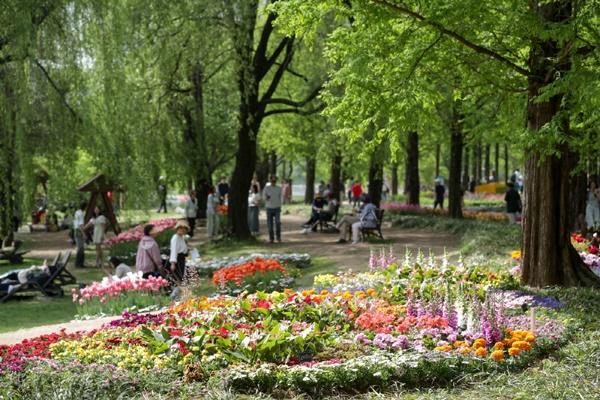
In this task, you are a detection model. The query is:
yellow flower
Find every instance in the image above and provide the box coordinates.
[434,345,453,352]
[320,289,329,296]
[508,347,521,357]
[525,334,536,343]
[459,347,472,355]
[453,340,466,348]
[512,340,532,351]
[491,350,505,361]
[511,250,522,260]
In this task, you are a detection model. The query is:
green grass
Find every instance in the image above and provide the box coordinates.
[391,214,520,263]
[0,259,106,333]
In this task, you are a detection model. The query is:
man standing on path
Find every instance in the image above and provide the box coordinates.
[73,201,87,268]
[505,182,522,224]
[185,190,198,237]
[433,178,445,209]
[157,177,168,213]
[264,175,282,243]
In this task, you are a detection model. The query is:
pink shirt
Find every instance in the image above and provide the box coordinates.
[135,236,162,273]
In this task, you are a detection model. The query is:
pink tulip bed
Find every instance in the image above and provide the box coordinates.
[72,272,170,316]
[105,218,177,246]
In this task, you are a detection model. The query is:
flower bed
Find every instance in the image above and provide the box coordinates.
[188,252,311,275]
[106,218,177,247]
[382,203,507,222]
[72,272,170,316]
[212,257,294,295]
[1,254,573,397]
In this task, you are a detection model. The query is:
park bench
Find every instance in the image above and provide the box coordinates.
[360,209,385,241]
[0,251,75,303]
[0,237,28,264]
[317,203,340,233]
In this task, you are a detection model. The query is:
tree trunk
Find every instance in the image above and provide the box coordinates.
[494,143,500,182]
[228,1,259,239]
[330,153,342,201]
[256,151,269,192]
[522,0,600,287]
[462,144,470,190]
[190,63,211,219]
[448,104,463,218]
[0,72,16,239]
[476,142,482,184]
[471,146,477,186]
[568,163,587,232]
[269,151,277,176]
[435,144,440,178]
[304,157,316,204]
[405,131,420,205]
[504,144,509,183]
[368,143,385,207]
[391,162,399,196]
[484,144,490,182]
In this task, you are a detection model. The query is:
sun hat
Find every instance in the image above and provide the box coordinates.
[174,220,190,231]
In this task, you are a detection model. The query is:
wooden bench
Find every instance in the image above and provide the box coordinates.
[360,209,384,240]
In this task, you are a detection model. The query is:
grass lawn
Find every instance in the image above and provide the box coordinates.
[0,259,106,333]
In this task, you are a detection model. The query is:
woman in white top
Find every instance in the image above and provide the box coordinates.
[248,184,261,236]
[170,220,189,282]
[586,180,600,230]
[185,190,198,237]
[84,206,108,268]
[206,187,220,239]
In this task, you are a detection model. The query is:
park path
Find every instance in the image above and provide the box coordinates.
[1,211,460,345]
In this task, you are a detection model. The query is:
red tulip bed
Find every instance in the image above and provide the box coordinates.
[0,253,580,398]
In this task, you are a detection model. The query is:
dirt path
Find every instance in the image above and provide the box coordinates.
[1,211,459,345]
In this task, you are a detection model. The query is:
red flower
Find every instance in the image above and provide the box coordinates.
[589,245,599,254]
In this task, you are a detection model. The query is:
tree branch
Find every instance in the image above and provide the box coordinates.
[405,33,442,82]
[264,84,322,107]
[260,38,295,107]
[253,12,278,78]
[257,37,290,81]
[371,0,530,76]
[34,60,80,122]
[264,102,325,118]
[274,62,309,81]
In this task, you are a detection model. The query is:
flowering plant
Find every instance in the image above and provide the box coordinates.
[212,258,292,295]
[72,272,170,316]
[106,218,177,247]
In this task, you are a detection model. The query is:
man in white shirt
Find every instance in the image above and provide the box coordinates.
[73,202,87,268]
[263,175,283,243]
[170,220,189,281]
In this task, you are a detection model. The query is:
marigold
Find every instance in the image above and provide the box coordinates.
[512,340,531,351]
[475,347,488,357]
[491,350,505,361]
[453,340,467,348]
[320,289,329,296]
[525,334,536,343]
[508,347,521,357]
[459,347,472,355]
[434,345,453,352]
[493,342,505,351]
[473,338,486,349]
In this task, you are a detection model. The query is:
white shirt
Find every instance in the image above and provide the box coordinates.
[185,197,198,218]
[115,263,133,279]
[169,234,188,263]
[263,184,282,209]
[73,209,84,229]
[248,192,261,207]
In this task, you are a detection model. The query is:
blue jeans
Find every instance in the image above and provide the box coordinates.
[266,207,281,241]
[248,206,259,234]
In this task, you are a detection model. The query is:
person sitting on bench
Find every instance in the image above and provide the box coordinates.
[336,195,378,244]
[302,193,329,232]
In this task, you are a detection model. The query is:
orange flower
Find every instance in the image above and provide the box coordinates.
[453,340,467,348]
[475,348,488,357]
[508,347,521,357]
[512,340,531,351]
[491,350,505,361]
[525,334,536,343]
[493,342,505,351]
[473,338,487,349]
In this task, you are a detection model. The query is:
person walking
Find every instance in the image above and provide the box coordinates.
[169,220,189,282]
[433,178,446,209]
[84,206,108,268]
[351,181,363,208]
[185,190,198,237]
[73,201,87,268]
[586,180,600,231]
[206,187,220,239]
[217,177,230,205]
[264,175,282,243]
[282,179,292,204]
[157,177,168,213]
[248,184,261,236]
[505,182,522,224]
[135,224,163,278]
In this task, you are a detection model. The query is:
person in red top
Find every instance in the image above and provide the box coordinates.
[351,181,363,208]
